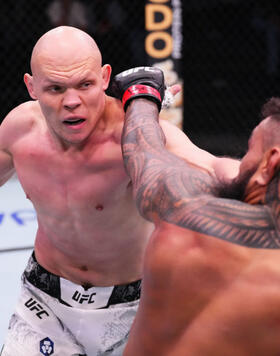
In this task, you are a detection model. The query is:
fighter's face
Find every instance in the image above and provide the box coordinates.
[28,55,111,145]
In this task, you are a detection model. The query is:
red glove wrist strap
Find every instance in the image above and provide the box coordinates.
[122,85,161,108]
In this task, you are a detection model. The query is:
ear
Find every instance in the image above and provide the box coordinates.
[255,147,280,185]
[101,64,112,90]
[24,73,38,100]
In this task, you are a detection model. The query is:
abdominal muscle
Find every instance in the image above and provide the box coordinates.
[33,193,154,287]
[35,199,153,286]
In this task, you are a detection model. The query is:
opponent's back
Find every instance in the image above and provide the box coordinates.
[125,222,280,356]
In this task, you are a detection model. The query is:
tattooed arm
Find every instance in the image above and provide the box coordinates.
[122,99,280,249]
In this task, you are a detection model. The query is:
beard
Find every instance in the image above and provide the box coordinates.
[215,164,259,201]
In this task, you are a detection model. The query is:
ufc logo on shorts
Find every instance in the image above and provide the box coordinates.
[72,290,96,304]
[25,298,50,319]
[121,67,156,76]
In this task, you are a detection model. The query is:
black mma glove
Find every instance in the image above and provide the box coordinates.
[111,66,165,112]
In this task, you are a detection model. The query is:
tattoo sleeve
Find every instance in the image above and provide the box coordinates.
[122,99,280,249]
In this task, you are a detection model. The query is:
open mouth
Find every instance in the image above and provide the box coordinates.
[63,118,85,126]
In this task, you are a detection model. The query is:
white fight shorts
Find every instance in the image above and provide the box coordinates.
[1,252,141,356]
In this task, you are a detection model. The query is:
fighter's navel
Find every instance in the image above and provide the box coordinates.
[95,204,104,211]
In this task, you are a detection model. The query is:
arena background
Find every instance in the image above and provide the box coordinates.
[0,0,280,346]
[1,0,280,157]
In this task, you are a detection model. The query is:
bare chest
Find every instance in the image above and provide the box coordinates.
[12,137,130,217]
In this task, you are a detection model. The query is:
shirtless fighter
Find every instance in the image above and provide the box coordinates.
[113,70,280,355]
[0,26,238,355]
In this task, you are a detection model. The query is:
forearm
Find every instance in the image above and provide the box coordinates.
[122,99,190,190]
[122,99,183,220]
[121,99,165,181]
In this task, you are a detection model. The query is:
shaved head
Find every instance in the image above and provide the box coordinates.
[30,26,102,77]
[23,25,112,147]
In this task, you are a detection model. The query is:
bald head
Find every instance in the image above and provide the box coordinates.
[30,26,102,76]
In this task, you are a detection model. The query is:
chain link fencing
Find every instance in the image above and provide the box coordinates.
[0,0,145,118]
[184,0,280,156]
[1,0,280,157]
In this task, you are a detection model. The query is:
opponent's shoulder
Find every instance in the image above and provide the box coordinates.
[146,223,198,269]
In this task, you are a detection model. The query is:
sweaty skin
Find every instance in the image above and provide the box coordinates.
[0,27,239,287]
[122,100,280,356]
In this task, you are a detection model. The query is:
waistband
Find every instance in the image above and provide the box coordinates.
[24,252,141,309]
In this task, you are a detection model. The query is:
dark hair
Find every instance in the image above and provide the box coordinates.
[261,97,280,120]
[260,97,280,151]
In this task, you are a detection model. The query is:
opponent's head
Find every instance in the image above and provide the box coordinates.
[219,97,280,203]
[24,26,112,145]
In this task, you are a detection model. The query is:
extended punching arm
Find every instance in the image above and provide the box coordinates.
[113,68,278,249]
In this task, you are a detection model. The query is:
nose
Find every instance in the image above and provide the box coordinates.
[63,89,81,110]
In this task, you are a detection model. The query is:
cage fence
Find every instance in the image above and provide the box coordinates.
[1,0,280,157]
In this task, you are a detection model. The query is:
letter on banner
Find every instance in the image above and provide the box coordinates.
[145,0,183,128]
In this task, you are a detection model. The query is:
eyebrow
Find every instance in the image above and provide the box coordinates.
[42,79,64,86]
[43,76,94,85]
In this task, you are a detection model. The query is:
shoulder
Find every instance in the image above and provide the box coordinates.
[2,100,40,128]
[143,222,202,286]
[0,100,42,147]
